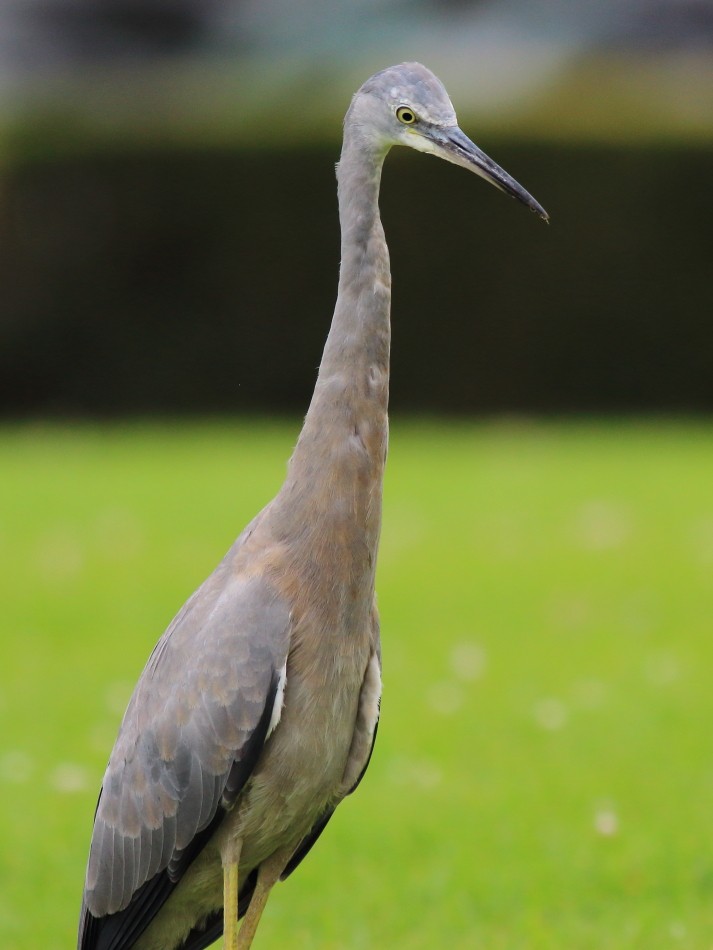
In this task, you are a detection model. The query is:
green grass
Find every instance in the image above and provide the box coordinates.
[2,418,713,949]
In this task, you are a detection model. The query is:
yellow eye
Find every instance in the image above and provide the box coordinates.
[396,106,417,125]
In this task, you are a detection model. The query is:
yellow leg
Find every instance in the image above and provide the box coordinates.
[238,848,291,950]
[222,839,243,950]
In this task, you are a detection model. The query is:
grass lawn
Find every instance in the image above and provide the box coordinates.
[1,418,713,949]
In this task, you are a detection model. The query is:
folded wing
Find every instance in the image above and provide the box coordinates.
[78,565,291,950]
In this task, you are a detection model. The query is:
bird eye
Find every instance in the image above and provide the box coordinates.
[396,106,417,125]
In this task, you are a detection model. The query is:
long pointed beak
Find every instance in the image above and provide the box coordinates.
[434,126,549,221]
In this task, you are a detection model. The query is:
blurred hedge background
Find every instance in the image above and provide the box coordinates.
[1,0,713,416]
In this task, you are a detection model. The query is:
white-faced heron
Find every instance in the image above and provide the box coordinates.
[78,61,547,950]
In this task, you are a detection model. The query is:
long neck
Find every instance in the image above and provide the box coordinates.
[316,143,391,392]
[273,130,391,563]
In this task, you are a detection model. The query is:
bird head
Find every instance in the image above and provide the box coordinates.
[349,62,548,221]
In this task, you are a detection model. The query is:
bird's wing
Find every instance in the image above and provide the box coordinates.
[78,561,291,950]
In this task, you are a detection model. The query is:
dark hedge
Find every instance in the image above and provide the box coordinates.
[2,142,711,415]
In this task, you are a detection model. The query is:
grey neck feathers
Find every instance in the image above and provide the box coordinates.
[308,133,391,417]
[274,129,391,558]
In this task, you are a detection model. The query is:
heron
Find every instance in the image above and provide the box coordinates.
[78,62,547,950]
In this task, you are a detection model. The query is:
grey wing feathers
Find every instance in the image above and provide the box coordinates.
[82,566,291,922]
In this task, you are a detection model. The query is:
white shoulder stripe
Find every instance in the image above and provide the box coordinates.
[361,652,381,744]
[340,651,381,793]
[267,662,287,737]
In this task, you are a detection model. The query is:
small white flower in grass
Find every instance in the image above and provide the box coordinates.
[549,595,592,632]
[573,501,632,551]
[378,506,426,563]
[36,530,84,581]
[427,681,464,716]
[645,651,681,687]
[533,698,568,731]
[619,592,655,635]
[573,679,607,710]
[94,508,144,561]
[51,763,89,793]
[0,750,34,783]
[89,724,117,754]
[388,756,443,791]
[450,641,486,681]
[105,680,134,716]
[411,760,443,790]
[488,513,523,559]
[594,808,619,836]
[690,517,713,566]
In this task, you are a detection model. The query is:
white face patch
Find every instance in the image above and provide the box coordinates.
[267,662,287,737]
[402,129,440,155]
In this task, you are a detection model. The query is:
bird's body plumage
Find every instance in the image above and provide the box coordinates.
[81,475,384,950]
[79,62,545,950]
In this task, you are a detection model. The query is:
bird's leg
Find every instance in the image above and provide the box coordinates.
[222,837,243,950]
[238,847,292,950]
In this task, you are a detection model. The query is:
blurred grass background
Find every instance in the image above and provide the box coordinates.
[2,420,713,948]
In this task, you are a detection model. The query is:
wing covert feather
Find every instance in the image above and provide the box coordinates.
[83,566,291,921]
